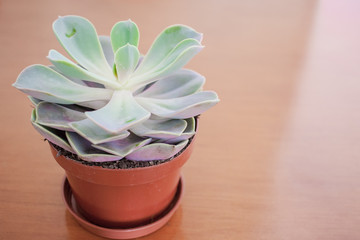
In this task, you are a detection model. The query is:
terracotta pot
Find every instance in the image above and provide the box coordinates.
[50,137,195,229]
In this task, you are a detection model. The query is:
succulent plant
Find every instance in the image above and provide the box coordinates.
[13,16,219,162]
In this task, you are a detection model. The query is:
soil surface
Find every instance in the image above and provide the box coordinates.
[51,135,194,169]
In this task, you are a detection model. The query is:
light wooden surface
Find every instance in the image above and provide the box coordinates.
[1,0,360,239]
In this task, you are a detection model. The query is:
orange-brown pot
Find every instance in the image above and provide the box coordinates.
[50,137,195,228]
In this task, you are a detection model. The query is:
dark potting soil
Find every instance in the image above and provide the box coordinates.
[51,135,194,169]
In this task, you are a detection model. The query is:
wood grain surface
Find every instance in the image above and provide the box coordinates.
[1,0,360,239]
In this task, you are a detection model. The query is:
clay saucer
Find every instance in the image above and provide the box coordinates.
[62,176,184,239]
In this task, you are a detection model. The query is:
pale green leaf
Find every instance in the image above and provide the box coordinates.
[93,134,151,157]
[49,65,87,86]
[13,65,113,104]
[53,16,113,78]
[136,69,204,99]
[36,102,86,131]
[126,140,189,161]
[129,39,203,89]
[86,90,150,133]
[66,132,121,162]
[47,50,119,88]
[110,19,139,52]
[70,118,130,144]
[31,109,75,153]
[136,91,219,118]
[114,44,140,82]
[134,25,202,75]
[166,118,196,143]
[28,96,42,106]
[77,100,108,109]
[99,36,114,68]
[130,118,187,139]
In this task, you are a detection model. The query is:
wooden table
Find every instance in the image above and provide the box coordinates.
[1,0,360,239]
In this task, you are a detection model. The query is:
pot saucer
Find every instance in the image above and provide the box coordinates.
[62,176,184,239]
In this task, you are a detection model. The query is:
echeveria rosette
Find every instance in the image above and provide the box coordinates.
[13,16,219,162]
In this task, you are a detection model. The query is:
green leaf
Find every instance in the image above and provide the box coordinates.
[28,96,42,106]
[166,118,195,143]
[136,91,219,118]
[66,132,121,162]
[36,102,86,131]
[130,119,187,139]
[136,69,205,99]
[31,109,75,153]
[99,36,114,68]
[126,140,189,161]
[49,65,87,86]
[114,44,140,82]
[134,25,202,75]
[76,100,108,110]
[110,19,139,52]
[47,50,119,88]
[93,134,151,157]
[53,16,113,78]
[86,90,150,133]
[69,118,130,144]
[13,65,113,104]
[129,39,203,89]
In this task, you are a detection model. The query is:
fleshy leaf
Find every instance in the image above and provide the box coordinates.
[130,119,187,139]
[114,44,140,82]
[129,39,203,89]
[31,109,75,153]
[13,65,113,104]
[47,50,119,88]
[126,140,189,161]
[86,90,150,133]
[110,20,139,53]
[70,118,130,144]
[136,69,205,99]
[28,96,42,106]
[99,36,114,68]
[36,102,86,131]
[53,16,114,79]
[77,100,108,109]
[166,117,196,143]
[136,91,219,118]
[134,25,202,75]
[93,134,151,157]
[66,132,120,162]
[49,65,87,86]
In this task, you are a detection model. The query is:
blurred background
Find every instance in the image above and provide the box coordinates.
[1,0,360,239]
